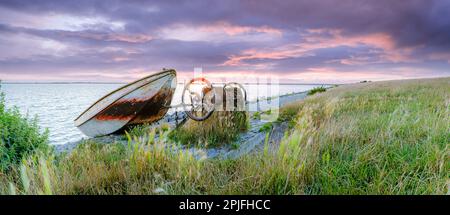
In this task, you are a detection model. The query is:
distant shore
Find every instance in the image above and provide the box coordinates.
[2,82,338,85]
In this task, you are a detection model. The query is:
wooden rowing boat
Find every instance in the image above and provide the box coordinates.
[74,69,177,137]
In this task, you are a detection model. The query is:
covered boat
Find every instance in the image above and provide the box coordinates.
[74,69,177,137]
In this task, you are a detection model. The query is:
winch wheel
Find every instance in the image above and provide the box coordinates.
[182,78,215,121]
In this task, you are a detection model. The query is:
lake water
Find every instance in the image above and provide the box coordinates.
[2,83,325,145]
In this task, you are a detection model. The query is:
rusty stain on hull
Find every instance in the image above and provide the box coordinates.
[130,87,174,125]
[95,100,147,121]
[95,86,174,123]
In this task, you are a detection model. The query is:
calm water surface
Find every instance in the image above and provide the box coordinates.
[2,83,324,145]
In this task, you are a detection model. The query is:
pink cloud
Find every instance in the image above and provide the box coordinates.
[158,22,282,42]
[223,28,417,66]
[111,57,130,62]
[281,67,449,84]
[200,21,282,36]
[107,34,153,43]
[429,53,450,63]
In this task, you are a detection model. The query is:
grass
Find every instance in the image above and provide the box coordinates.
[307,86,327,95]
[0,84,51,172]
[0,77,448,194]
[252,111,261,120]
[126,124,153,138]
[168,111,249,147]
[276,102,305,129]
[124,123,170,143]
[253,109,275,121]
[259,122,273,133]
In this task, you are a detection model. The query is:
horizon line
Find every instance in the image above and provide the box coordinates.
[1,76,449,85]
[0,81,339,85]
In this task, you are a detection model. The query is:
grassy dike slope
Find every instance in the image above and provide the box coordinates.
[1,77,448,194]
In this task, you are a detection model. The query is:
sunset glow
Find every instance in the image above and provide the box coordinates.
[0,0,449,83]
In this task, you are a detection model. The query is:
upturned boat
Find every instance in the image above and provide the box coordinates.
[74,69,177,137]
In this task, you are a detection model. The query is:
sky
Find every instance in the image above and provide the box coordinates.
[0,0,449,83]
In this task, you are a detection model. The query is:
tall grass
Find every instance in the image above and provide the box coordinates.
[300,78,449,194]
[0,77,448,194]
[168,111,249,147]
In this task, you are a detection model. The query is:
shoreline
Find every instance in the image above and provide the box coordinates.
[55,90,311,156]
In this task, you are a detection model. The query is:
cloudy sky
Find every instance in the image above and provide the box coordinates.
[0,0,449,83]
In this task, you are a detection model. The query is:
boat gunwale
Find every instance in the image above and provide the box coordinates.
[74,69,176,126]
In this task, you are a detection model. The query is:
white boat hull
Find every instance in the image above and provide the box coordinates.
[74,69,177,137]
